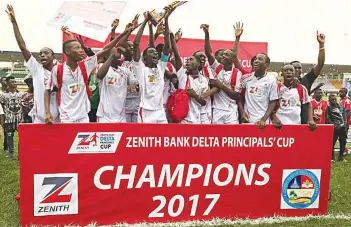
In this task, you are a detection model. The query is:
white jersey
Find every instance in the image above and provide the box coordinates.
[25,56,59,122]
[200,66,216,120]
[46,55,98,121]
[210,60,242,112]
[133,58,167,111]
[241,73,279,123]
[163,62,176,105]
[177,68,208,124]
[97,66,134,122]
[276,84,310,124]
[122,60,140,113]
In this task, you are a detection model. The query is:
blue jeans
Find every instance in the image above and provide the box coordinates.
[4,123,17,157]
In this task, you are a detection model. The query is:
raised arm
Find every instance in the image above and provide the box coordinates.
[201,24,215,66]
[77,35,95,57]
[97,48,121,80]
[162,7,174,56]
[170,33,182,71]
[148,21,155,48]
[154,21,164,42]
[313,31,325,76]
[133,13,150,62]
[110,19,119,41]
[6,5,31,61]
[233,22,244,70]
[96,26,132,61]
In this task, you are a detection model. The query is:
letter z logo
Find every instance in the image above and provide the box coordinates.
[34,173,78,216]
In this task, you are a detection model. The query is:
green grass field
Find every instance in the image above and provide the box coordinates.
[0,134,350,227]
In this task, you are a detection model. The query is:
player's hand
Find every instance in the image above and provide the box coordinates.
[128,84,137,93]
[209,79,223,89]
[241,112,249,123]
[234,21,244,38]
[45,112,53,125]
[308,120,317,131]
[5,5,16,22]
[155,21,164,36]
[111,19,119,31]
[175,28,182,42]
[76,35,86,49]
[200,24,209,33]
[186,89,198,98]
[61,26,73,36]
[317,31,325,44]
[132,14,140,28]
[143,11,151,21]
[256,120,266,130]
[272,115,282,130]
[164,5,176,19]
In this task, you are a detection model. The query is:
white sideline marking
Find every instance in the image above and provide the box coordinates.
[31,214,351,227]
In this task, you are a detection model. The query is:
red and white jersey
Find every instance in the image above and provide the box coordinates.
[210,60,243,112]
[276,84,310,124]
[311,99,328,124]
[26,56,59,122]
[340,96,351,125]
[96,66,134,122]
[200,66,216,120]
[133,58,167,111]
[163,62,176,105]
[242,73,279,123]
[46,56,98,121]
[177,68,209,124]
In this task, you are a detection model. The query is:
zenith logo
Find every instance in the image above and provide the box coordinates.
[40,177,73,203]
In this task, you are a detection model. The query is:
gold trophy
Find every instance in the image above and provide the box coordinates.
[149,1,187,26]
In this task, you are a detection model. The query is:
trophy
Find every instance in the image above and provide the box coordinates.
[149,1,188,26]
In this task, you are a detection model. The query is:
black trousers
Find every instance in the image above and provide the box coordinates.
[88,108,97,123]
[333,127,347,160]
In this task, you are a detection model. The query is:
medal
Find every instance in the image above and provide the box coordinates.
[90,84,97,91]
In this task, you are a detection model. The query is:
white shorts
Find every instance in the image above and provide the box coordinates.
[212,109,239,124]
[138,108,168,124]
[61,115,89,123]
[200,112,212,124]
[97,116,126,123]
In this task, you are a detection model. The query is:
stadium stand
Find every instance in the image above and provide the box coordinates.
[3,62,29,86]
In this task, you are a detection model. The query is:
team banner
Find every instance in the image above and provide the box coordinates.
[62,33,268,69]
[19,124,332,226]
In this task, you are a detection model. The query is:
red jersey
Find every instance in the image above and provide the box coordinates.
[340,97,351,125]
[311,99,328,124]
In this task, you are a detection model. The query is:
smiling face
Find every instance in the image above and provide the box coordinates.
[193,51,206,67]
[282,64,295,84]
[39,47,54,68]
[215,49,224,63]
[185,56,200,71]
[253,53,269,72]
[123,41,134,58]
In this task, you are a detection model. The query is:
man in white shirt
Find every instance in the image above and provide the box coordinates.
[177,58,207,124]
[6,5,59,123]
[240,53,278,129]
[122,40,140,123]
[96,47,134,123]
[271,64,316,130]
[202,24,243,124]
[132,10,174,123]
[44,28,132,124]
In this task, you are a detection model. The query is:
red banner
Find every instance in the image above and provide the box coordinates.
[62,33,268,69]
[19,124,332,227]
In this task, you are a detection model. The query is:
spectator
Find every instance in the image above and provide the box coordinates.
[21,75,34,123]
[327,94,347,162]
[0,76,8,152]
[0,76,23,160]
